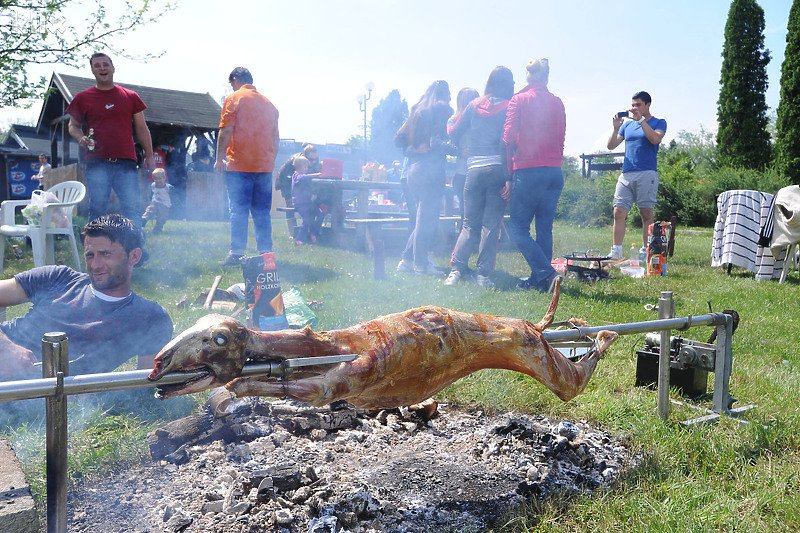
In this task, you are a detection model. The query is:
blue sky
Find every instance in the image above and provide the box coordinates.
[3,0,793,156]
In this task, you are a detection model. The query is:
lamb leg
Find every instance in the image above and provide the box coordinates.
[227,372,346,407]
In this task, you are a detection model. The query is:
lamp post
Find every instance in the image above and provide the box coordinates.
[357,81,375,150]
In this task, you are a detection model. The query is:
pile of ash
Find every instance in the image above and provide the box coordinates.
[66,399,640,532]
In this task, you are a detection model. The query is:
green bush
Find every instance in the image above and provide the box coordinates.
[557,171,617,227]
[657,143,789,226]
[557,127,791,229]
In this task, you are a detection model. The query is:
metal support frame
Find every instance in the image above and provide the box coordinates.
[680,312,755,426]
[42,332,68,533]
[658,292,674,420]
[0,306,756,531]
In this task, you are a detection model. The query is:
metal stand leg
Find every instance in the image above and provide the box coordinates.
[43,332,68,533]
[712,315,733,415]
[681,312,755,426]
[657,291,674,420]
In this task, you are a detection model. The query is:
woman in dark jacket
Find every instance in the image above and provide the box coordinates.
[394,80,453,275]
[443,67,515,288]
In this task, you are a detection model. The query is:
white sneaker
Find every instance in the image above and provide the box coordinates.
[609,245,623,260]
[396,259,414,274]
[476,274,495,289]
[444,270,462,286]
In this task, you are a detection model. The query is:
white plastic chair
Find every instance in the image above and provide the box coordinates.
[0,181,86,271]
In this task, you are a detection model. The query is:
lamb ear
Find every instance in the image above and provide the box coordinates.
[234,321,250,343]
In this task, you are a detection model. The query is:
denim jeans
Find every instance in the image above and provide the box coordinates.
[401,155,445,268]
[450,164,507,276]
[85,159,142,227]
[507,167,564,289]
[224,171,273,255]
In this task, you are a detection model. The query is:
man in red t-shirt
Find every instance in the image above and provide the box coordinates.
[67,52,154,242]
[502,58,566,293]
[215,66,279,266]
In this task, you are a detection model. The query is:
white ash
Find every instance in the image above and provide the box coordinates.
[65,400,640,532]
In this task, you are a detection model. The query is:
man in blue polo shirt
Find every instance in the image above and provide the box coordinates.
[606,91,667,259]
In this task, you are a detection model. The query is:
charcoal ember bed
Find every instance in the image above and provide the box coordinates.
[66,399,640,532]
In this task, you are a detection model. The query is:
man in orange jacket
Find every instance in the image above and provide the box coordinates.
[215,67,280,266]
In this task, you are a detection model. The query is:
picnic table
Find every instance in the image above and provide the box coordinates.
[310,179,404,245]
[310,178,403,227]
[309,178,460,253]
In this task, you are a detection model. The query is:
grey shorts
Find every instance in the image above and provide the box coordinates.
[613,170,659,210]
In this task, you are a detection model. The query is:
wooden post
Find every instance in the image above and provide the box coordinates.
[50,126,59,169]
[366,225,386,280]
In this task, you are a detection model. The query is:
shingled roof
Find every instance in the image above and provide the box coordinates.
[0,125,66,159]
[39,73,221,131]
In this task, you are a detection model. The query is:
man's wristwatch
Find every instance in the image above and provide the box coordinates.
[637,116,646,124]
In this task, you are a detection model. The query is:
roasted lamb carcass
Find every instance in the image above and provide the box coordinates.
[148,280,618,410]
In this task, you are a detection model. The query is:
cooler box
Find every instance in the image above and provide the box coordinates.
[320,158,343,179]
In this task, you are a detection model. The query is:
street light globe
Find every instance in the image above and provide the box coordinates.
[357,94,365,105]
[365,81,375,93]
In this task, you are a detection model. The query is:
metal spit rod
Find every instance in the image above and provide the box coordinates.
[0,362,284,403]
[542,312,725,342]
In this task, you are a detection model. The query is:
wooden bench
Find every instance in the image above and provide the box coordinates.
[349,217,410,279]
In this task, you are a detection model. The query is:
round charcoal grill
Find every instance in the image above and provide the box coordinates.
[562,252,612,282]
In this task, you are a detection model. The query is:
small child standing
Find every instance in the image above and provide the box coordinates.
[141,168,173,233]
[291,156,321,244]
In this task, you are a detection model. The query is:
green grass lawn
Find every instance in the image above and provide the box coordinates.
[3,218,800,531]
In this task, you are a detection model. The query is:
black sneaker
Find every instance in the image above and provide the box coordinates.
[516,277,536,291]
[220,253,243,267]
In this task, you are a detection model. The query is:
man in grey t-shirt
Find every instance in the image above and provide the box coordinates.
[0,214,172,379]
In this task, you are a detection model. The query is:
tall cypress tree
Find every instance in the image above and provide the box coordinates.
[776,0,800,184]
[717,0,772,169]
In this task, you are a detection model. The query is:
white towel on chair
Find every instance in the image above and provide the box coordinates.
[712,190,771,271]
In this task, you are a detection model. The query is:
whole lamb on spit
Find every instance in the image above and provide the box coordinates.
[148,280,618,410]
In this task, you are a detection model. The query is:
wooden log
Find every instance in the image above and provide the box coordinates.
[148,411,214,460]
[286,410,359,433]
[206,387,237,417]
